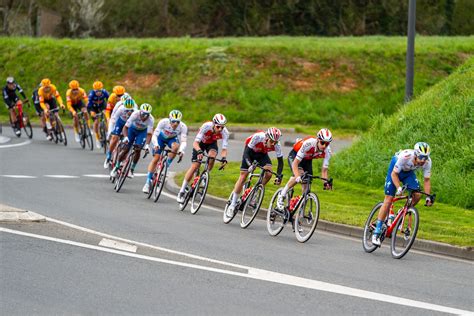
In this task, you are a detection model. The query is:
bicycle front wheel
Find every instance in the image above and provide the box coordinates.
[153,162,168,202]
[362,202,383,253]
[57,119,67,146]
[23,115,33,139]
[99,121,107,154]
[294,192,320,243]
[79,123,86,148]
[223,192,237,224]
[115,158,132,193]
[190,172,209,215]
[85,124,94,151]
[266,188,287,237]
[241,184,265,229]
[391,207,419,259]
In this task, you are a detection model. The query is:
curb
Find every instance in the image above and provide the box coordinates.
[165,174,473,261]
[0,204,46,222]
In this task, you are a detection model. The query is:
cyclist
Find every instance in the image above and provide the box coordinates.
[105,85,126,124]
[110,103,154,178]
[142,110,188,193]
[276,128,333,210]
[226,127,284,217]
[31,84,48,138]
[177,113,229,203]
[38,78,65,140]
[66,80,89,143]
[107,92,131,139]
[371,142,433,246]
[3,77,27,136]
[88,81,110,149]
[104,97,136,168]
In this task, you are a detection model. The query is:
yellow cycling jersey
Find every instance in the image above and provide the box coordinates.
[38,84,63,110]
[105,93,120,120]
[66,88,88,110]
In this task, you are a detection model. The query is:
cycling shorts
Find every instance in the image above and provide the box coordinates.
[126,126,147,149]
[111,117,127,136]
[384,156,420,196]
[191,141,218,162]
[288,149,313,176]
[240,150,271,171]
[154,135,178,155]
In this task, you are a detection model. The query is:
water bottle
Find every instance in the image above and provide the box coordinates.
[388,206,395,225]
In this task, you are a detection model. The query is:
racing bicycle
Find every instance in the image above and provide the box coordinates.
[9,99,32,138]
[146,147,182,202]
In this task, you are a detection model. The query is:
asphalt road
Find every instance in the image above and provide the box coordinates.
[1,127,472,315]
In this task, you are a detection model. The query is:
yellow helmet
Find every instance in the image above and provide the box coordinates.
[93,81,103,90]
[69,80,80,89]
[41,78,51,87]
[113,85,125,95]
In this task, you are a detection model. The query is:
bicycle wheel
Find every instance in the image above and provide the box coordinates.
[79,123,86,148]
[178,189,191,211]
[223,192,238,224]
[362,202,383,253]
[294,192,320,243]
[100,121,107,154]
[153,162,168,202]
[57,119,67,146]
[115,157,132,193]
[241,184,265,229]
[85,124,94,151]
[266,188,288,237]
[391,207,419,259]
[190,172,209,215]
[22,115,33,139]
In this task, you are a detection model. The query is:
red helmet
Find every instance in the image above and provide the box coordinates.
[265,127,282,142]
[317,128,332,142]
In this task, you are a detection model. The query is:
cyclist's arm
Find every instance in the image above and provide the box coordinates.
[55,91,64,106]
[17,85,27,100]
[423,178,431,195]
[243,146,253,166]
[3,88,11,105]
[291,157,301,178]
[276,156,284,176]
[193,140,201,152]
[82,89,89,104]
[390,170,401,191]
[66,91,74,112]
[145,132,152,145]
[179,123,188,154]
[87,91,94,109]
[122,125,129,138]
[221,148,227,160]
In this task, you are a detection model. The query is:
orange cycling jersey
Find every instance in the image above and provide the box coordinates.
[38,84,63,110]
[66,88,88,110]
[105,93,121,120]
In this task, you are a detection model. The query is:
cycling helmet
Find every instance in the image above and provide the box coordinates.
[123,98,135,110]
[265,127,282,142]
[6,77,15,84]
[41,78,51,87]
[93,81,103,90]
[169,110,182,121]
[317,128,333,143]
[213,113,227,126]
[120,93,131,103]
[69,80,80,89]
[113,85,125,95]
[140,103,152,114]
[414,142,430,159]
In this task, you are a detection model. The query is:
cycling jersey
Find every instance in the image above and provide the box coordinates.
[32,89,42,115]
[195,121,229,149]
[87,89,109,111]
[38,84,63,110]
[393,149,432,178]
[105,93,121,120]
[125,111,154,133]
[293,136,331,168]
[245,132,283,157]
[151,118,188,153]
[3,84,26,108]
[66,88,88,111]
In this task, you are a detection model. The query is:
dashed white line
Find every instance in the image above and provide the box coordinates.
[1,175,37,179]
[83,174,111,178]
[43,175,80,179]
[1,227,472,315]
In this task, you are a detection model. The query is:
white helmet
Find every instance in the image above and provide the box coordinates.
[265,127,282,142]
[414,142,430,159]
[317,128,333,143]
[212,113,227,126]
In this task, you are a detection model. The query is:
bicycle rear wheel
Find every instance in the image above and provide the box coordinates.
[223,192,238,224]
[391,207,419,259]
[241,184,265,229]
[266,188,288,237]
[85,123,94,151]
[57,119,67,146]
[294,192,320,243]
[115,157,132,192]
[190,172,209,215]
[362,202,383,253]
[23,115,33,139]
[99,121,107,154]
[153,162,168,202]
[79,123,86,148]
[178,190,191,211]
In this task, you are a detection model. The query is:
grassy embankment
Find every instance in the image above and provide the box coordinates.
[177,58,474,247]
[1,36,473,134]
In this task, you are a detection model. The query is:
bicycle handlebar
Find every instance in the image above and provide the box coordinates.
[302,172,332,185]
[250,161,281,178]
[401,185,436,205]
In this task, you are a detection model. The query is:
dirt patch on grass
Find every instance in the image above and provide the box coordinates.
[119,72,160,90]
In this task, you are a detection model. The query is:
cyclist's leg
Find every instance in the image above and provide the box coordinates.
[179,144,205,194]
[206,142,218,171]
[33,97,46,134]
[260,154,273,185]
[90,109,100,144]
[404,171,421,206]
[167,138,180,166]
[280,150,302,197]
[70,104,80,139]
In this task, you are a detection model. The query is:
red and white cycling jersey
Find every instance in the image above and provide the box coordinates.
[293,136,331,168]
[245,132,283,157]
[394,149,432,178]
[195,121,229,149]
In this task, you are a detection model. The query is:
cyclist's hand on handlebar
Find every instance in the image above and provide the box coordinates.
[221,157,228,166]
[247,164,256,174]
[295,176,302,183]
[60,104,66,110]
[396,186,403,196]
[143,143,150,151]
[122,136,129,144]
[274,175,282,185]
[323,181,333,190]
[425,197,433,207]
[197,150,203,161]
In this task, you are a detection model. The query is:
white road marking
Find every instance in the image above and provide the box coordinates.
[1,175,37,179]
[83,174,110,178]
[1,227,472,315]
[43,175,80,179]
[0,136,10,144]
[99,238,137,253]
[0,139,31,148]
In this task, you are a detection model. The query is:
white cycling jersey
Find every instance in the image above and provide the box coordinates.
[195,121,229,149]
[151,118,188,153]
[394,149,432,178]
[245,132,283,157]
[294,137,331,168]
[125,111,154,133]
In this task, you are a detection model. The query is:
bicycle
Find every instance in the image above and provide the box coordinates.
[77,111,94,151]
[146,147,182,202]
[96,111,108,154]
[223,161,280,228]
[178,153,226,214]
[48,108,67,146]
[9,99,33,139]
[267,173,332,243]
[362,185,435,259]
[114,143,149,193]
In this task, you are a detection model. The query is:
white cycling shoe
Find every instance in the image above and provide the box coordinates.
[103,157,109,169]
[371,234,381,246]
[74,133,80,142]
[276,194,285,211]
[226,204,236,217]
[177,192,185,203]
[110,168,117,178]
[142,182,150,193]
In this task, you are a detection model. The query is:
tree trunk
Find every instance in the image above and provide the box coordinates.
[2,0,14,35]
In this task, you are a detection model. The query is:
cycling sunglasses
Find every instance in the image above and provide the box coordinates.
[417,154,429,161]
[170,119,180,124]
[215,125,224,130]
[319,140,331,146]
